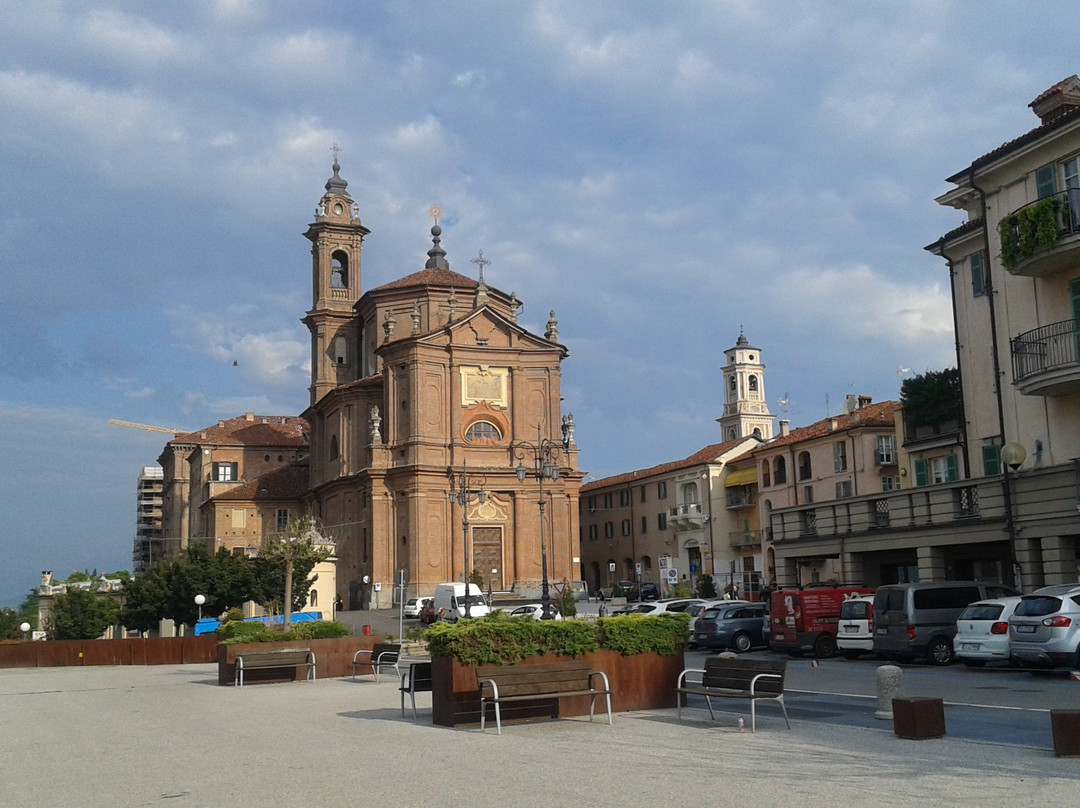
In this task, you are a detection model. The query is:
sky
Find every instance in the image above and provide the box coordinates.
[0,0,1076,606]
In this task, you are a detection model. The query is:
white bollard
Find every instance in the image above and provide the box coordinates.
[875,664,903,720]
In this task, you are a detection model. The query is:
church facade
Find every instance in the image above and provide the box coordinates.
[301,163,583,608]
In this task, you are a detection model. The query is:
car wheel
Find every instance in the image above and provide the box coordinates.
[962,659,986,668]
[733,632,752,653]
[813,634,837,659]
[927,637,953,665]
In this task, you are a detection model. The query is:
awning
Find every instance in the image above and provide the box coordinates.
[724,468,758,487]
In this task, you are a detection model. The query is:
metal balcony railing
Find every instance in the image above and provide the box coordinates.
[1011,318,1079,383]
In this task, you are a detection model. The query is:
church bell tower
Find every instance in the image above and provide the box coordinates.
[302,159,370,405]
[717,329,773,441]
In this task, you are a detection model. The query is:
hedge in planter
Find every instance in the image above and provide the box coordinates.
[425,610,688,664]
[216,619,350,645]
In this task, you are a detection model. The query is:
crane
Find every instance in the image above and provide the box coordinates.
[108,419,189,435]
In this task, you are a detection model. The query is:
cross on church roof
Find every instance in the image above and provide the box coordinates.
[330,142,341,163]
[471,249,491,283]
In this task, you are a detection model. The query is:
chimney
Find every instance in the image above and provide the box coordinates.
[858,395,873,409]
[245,413,254,421]
[844,394,857,414]
[1030,75,1080,124]
[779,419,790,437]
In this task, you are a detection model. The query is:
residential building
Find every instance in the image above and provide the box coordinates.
[158,413,309,556]
[132,466,167,572]
[926,74,1080,589]
[757,396,902,586]
[578,437,760,597]
[300,161,582,608]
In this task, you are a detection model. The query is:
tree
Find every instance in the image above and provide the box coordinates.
[260,516,330,629]
[901,368,961,429]
[48,586,119,640]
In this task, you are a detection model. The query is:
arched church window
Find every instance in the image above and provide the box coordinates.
[752,427,762,439]
[749,375,759,393]
[729,375,737,392]
[728,427,737,441]
[465,421,502,443]
[329,435,339,460]
[331,251,349,289]
[333,336,348,365]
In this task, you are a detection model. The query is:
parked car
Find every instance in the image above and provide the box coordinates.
[403,597,431,619]
[419,602,437,624]
[1009,584,1080,669]
[954,596,1023,667]
[688,600,738,647]
[631,598,705,616]
[837,593,875,659]
[873,581,1019,665]
[506,603,564,621]
[694,602,767,652]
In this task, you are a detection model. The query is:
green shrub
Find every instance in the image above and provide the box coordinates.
[217,619,349,644]
[426,611,687,664]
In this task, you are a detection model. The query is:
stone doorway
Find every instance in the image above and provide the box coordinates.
[471,526,503,592]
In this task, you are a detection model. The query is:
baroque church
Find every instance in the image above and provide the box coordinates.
[301,162,583,608]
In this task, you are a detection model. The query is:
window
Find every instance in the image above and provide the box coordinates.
[604,522,614,538]
[835,480,853,499]
[587,496,597,513]
[657,482,668,499]
[833,441,847,472]
[873,499,889,527]
[957,486,979,517]
[749,375,758,392]
[620,489,631,507]
[969,251,985,298]
[681,484,698,506]
[875,435,896,465]
[276,509,289,533]
[640,485,647,503]
[881,476,900,492]
[773,456,786,484]
[657,512,667,531]
[798,451,812,481]
[331,251,349,288]
[982,445,1001,476]
[212,461,238,482]
[465,421,502,442]
[641,515,647,534]
[329,435,339,460]
[801,509,817,535]
[621,519,631,536]
[761,460,771,487]
[803,486,814,504]
[914,455,958,486]
[603,493,613,509]
[729,375,737,392]
[1036,162,1057,199]
[333,336,348,364]
[587,524,598,541]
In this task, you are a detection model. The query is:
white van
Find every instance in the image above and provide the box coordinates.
[432,582,490,621]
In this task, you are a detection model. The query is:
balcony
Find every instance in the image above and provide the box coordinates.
[1000,190,1080,277]
[1011,318,1080,396]
[726,491,755,509]
[729,530,761,549]
[668,503,706,530]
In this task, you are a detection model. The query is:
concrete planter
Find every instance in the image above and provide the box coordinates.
[431,648,684,728]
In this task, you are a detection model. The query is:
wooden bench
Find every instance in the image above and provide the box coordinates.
[399,661,433,720]
[234,648,316,688]
[352,643,402,683]
[675,655,790,732]
[476,659,612,735]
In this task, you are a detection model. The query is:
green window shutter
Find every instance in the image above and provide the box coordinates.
[914,459,928,487]
[945,454,958,482]
[982,445,1001,476]
[970,252,985,297]
[1036,163,1057,199]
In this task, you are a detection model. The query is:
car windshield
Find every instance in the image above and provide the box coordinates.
[1015,596,1062,617]
[840,600,870,619]
[959,603,1003,620]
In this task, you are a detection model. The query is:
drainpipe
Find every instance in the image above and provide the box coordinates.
[970,167,1020,586]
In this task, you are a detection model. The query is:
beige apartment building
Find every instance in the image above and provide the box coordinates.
[300,162,582,608]
[925,74,1080,589]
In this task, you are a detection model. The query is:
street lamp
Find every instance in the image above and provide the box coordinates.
[194,594,205,621]
[19,622,30,640]
[448,459,487,618]
[511,420,573,620]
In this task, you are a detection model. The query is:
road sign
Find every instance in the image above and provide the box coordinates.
[666,568,678,584]
[635,562,642,574]
[608,562,616,572]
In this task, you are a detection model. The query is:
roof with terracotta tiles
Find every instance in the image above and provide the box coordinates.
[580,437,757,493]
[369,267,480,292]
[752,400,899,455]
[170,414,309,448]
[211,463,309,502]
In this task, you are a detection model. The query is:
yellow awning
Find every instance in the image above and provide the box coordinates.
[724,468,758,487]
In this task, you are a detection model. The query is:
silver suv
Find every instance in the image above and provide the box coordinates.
[1009,583,1080,669]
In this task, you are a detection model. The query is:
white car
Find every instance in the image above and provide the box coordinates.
[955,596,1023,667]
[403,597,431,619]
[837,593,875,659]
[507,603,564,620]
[630,598,706,616]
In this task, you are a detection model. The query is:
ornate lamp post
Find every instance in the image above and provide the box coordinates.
[448,460,486,618]
[194,594,205,622]
[511,420,573,620]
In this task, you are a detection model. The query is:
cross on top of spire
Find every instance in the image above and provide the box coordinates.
[471,249,491,284]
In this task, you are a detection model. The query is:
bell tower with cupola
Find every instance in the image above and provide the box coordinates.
[717,329,773,441]
[302,159,371,405]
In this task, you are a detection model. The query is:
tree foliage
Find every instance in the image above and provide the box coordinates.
[900,368,961,428]
[48,586,119,640]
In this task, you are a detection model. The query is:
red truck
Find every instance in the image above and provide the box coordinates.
[769,586,875,658]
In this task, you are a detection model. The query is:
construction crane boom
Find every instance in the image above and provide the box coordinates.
[108,419,188,435]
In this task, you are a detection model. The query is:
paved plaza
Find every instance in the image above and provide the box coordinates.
[1,654,1077,808]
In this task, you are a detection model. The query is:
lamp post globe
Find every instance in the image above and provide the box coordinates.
[194,594,206,621]
[19,622,30,636]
